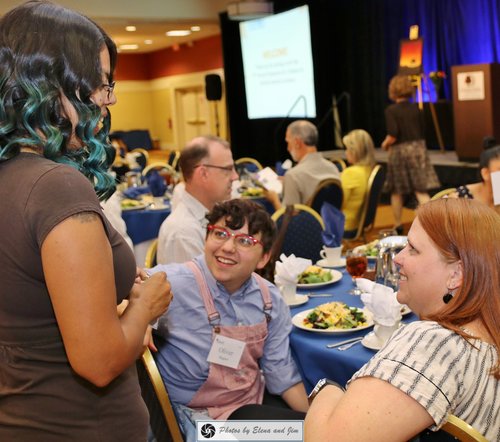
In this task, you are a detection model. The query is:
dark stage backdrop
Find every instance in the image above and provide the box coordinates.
[220,0,500,166]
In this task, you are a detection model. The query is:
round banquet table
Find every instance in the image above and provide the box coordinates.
[121,204,171,245]
[121,203,171,266]
[289,268,417,392]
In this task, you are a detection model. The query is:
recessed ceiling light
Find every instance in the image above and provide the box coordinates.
[144,39,153,45]
[125,26,136,32]
[166,30,191,37]
[118,44,139,51]
[191,26,201,32]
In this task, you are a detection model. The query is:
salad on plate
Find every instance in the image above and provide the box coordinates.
[303,302,368,330]
[297,265,333,284]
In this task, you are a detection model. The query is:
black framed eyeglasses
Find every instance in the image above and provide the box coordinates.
[101,81,116,100]
[194,163,236,173]
[207,224,263,249]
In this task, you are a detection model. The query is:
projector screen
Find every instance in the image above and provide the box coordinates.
[239,5,316,119]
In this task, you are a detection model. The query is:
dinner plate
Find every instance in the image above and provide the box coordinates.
[316,258,346,268]
[121,203,150,211]
[297,269,343,288]
[287,294,309,307]
[292,308,374,334]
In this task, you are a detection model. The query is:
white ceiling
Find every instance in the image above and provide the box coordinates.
[0,0,232,53]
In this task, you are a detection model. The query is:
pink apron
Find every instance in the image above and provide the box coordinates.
[185,261,272,420]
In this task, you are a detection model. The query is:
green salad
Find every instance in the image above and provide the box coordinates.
[298,266,333,284]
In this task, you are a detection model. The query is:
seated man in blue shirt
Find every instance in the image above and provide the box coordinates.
[149,198,308,438]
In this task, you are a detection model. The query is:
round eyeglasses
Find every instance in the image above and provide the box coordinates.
[207,224,263,249]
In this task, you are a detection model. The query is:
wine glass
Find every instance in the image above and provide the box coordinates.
[345,249,368,295]
[378,228,398,239]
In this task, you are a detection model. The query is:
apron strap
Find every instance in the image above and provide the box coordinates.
[185,261,274,327]
[185,261,221,330]
[252,272,273,322]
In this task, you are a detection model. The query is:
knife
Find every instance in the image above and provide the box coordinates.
[326,336,363,349]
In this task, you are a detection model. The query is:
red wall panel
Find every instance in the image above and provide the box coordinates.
[114,35,223,81]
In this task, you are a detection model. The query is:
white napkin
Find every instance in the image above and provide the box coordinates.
[357,278,402,326]
[274,253,312,286]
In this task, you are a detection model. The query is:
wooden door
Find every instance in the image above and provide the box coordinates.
[175,86,210,148]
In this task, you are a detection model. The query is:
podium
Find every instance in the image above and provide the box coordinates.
[451,63,500,161]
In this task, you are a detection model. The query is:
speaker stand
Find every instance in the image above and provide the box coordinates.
[212,101,220,137]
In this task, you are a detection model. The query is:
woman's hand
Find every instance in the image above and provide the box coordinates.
[135,266,149,283]
[129,271,173,324]
[381,135,396,151]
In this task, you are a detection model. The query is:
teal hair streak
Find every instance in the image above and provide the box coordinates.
[2,74,115,200]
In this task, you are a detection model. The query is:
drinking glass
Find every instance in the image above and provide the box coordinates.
[346,249,368,295]
[378,228,398,239]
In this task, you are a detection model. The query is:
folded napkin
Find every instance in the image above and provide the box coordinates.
[321,202,345,247]
[146,170,167,197]
[357,278,402,326]
[274,253,312,286]
[122,185,150,199]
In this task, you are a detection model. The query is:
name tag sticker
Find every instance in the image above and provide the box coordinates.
[207,335,246,369]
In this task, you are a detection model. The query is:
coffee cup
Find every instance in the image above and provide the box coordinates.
[280,283,297,305]
[320,246,342,265]
[374,320,400,344]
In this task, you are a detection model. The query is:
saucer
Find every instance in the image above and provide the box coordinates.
[361,331,385,351]
[286,294,309,307]
[316,258,346,268]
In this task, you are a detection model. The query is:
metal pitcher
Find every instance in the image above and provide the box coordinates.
[375,236,407,290]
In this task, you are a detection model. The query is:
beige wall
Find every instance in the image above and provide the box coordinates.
[111,68,226,150]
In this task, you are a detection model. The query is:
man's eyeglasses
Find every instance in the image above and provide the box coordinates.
[101,81,116,100]
[207,224,263,249]
[194,163,236,173]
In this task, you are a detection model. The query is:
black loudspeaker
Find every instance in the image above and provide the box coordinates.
[205,74,222,101]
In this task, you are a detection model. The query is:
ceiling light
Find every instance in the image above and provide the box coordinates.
[144,39,153,45]
[166,30,191,37]
[191,26,201,32]
[118,44,139,51]
[125,26,136,32]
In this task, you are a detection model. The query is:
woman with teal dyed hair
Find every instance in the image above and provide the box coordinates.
[0,2,172,440]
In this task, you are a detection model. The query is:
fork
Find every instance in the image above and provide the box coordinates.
[306,293,334,298]
[337,340,362,351]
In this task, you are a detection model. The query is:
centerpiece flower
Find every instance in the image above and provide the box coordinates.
[429,71,446,100]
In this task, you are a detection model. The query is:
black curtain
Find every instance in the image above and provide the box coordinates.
[220,0,389,165]
[220,0,500,165]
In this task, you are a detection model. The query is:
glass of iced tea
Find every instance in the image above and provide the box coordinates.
[346,249,368,295]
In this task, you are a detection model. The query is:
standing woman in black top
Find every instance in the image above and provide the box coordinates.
[0,2,172,440]
[381,75,440,233]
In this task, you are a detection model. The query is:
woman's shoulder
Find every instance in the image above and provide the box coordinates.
[391,321,467,351]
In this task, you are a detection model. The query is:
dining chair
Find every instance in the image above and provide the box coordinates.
[167,150,181,171]
[144,239,158,268]
[142,162,179,186]
[439,415,488,442]
[137,347,184,442]
[431,187,456,200]
[330,157,347,172]
[271,204,325,263]
[343,164,385,243]
[235,157,264,173]
[307,178,343,213]
[129,148,150,169]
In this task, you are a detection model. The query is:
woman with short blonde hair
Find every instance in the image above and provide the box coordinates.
[341,129,376,234]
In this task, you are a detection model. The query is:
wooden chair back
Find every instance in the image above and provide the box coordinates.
[137,347,184,442]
